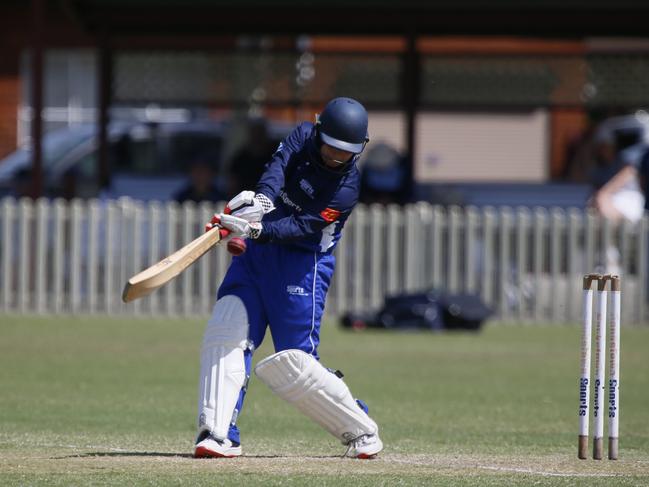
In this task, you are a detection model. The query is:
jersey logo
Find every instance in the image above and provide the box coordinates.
[279,190,303,212]
[286,285,309,296]
[299,178,315,198]
[320,207,341,223]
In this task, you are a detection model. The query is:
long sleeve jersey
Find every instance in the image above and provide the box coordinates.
[255,122,361,253]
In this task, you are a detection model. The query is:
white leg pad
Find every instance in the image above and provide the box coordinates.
[254,349,377,444]
[198,295,250,439]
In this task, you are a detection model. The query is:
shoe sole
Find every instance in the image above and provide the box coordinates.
[193,446,241,458]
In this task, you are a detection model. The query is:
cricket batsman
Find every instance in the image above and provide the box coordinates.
[194,97,383,459]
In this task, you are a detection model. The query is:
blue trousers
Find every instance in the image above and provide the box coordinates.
[216,240,335,443]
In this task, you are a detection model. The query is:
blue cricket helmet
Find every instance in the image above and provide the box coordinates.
[316,97,369,154]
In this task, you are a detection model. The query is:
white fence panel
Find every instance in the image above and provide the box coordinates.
[0,197,647,324]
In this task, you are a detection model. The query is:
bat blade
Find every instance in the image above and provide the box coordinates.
[122,227,227,303]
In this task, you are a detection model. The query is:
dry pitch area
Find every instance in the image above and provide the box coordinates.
[1,316,648,486]
[2,442,648,486]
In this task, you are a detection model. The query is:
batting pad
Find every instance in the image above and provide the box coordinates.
[254,349,378,444]
[198,295,250,439]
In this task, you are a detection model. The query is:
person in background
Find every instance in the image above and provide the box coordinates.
[587,115,647,224]
[227,117,277,198]
[10,168,34,199]
[359,141,411,205]
[173,157,226,204]
[637,145,649,302]
[561,109,612,183]
[587,115,648,275]
[638,142,649,212]
[58,167,79,200]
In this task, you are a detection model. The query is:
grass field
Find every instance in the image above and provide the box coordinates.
[1,315,648,486]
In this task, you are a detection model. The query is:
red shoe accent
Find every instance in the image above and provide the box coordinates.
[193,446,237,459]
[356,453,378,459]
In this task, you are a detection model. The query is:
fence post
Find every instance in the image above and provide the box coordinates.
[369,204,385,311]
[53,198,66,314]
[353,205,368,311]
[481,206,496,312]
[17,199,32,313]
[514,207,530,322]
[430,205,444,291]
[497,207,513,321]
[69,199,83,314]
[549,208,564,323]
[465,206,479,295]
[34,198,48,315]
[0,198,15,313]
[448,206,461,294]
[386,204,401,296]
[87,199,100,315]
[566,208,581,323]
[532,207,547,322]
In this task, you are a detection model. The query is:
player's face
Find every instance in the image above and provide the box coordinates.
[320,144,354,169]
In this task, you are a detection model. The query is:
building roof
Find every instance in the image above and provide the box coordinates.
[69,0,649,37]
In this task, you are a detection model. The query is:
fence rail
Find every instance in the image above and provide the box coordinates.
[1,197,647,324]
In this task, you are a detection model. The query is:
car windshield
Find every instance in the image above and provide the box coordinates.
[44,122,225,180]
[43,126,98,162]
[0,125,96,180]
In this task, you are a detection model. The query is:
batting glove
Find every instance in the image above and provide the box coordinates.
[217,213,262,239]
[225,190,274,222]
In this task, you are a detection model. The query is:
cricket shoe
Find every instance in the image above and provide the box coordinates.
[344,433,383,459]
[193,430,242,458]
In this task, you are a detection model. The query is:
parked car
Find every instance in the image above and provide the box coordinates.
[0,120,228,200]
[0,118,293,201]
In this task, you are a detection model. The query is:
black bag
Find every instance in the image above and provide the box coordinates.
[341,289,492,331]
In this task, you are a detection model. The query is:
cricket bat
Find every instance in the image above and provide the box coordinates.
[122,226,229,303]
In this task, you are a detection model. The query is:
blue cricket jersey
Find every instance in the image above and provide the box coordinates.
[255,122,361,253]
[216,122,367,444]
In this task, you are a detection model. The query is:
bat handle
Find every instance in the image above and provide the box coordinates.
[219,228,230,239]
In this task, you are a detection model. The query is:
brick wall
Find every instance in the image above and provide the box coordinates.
[0,3,93,160]
[0,4,26,160]
[0,53,20,159]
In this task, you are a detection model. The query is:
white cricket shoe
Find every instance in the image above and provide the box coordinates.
[344,433,383,459]
[193,430,242,458]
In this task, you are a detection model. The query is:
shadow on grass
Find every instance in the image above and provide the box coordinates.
[53,452,343,459]
[53,452,193,459]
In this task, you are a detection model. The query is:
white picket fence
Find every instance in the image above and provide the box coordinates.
[1,197,647,324]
